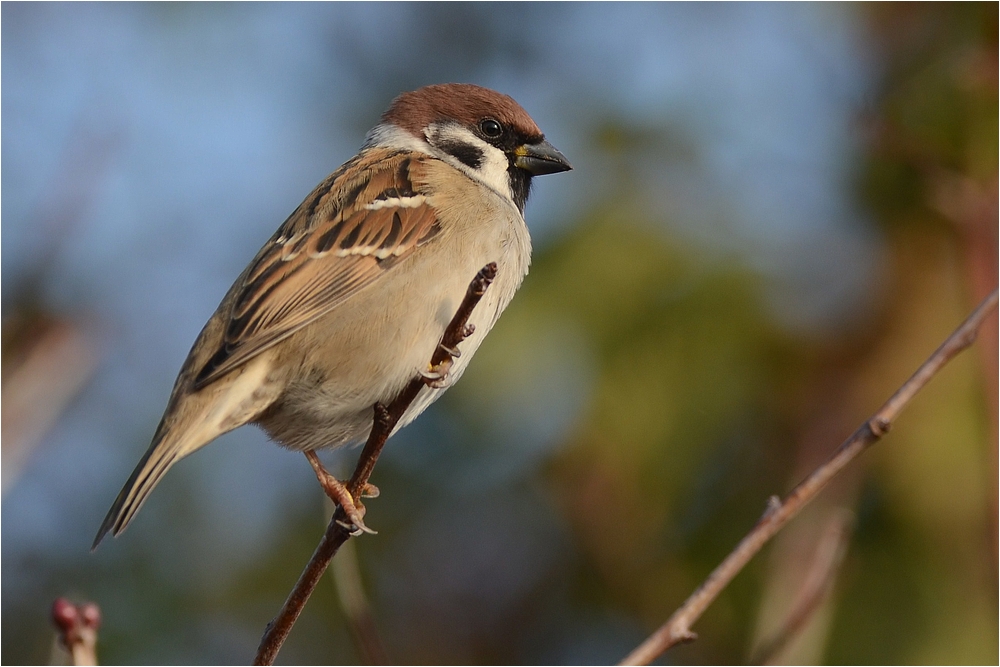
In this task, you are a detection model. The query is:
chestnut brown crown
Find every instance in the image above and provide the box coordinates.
[382,83,544,142]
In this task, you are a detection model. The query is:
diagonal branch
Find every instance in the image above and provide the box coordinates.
[619,288,998,666]
[253,262,498,666]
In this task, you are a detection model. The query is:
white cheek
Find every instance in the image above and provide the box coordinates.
[426,124,513,203]
[366,122,515,206]
[471,141,513,201]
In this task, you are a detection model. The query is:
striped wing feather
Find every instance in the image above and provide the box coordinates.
[193,150,440,388]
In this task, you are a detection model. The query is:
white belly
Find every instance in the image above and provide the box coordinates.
[256,199,530,452]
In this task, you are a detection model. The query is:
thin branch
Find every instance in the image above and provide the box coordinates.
[750,510,853,665]
[619,288,998,666]
[253,263,498,666]
[51,598,101,666]
[332,535,389,665]
[2,317,98,493]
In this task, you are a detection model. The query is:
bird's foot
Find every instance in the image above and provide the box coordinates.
[421,341,463,388]
[304,451,377,535]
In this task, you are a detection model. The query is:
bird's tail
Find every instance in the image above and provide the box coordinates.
[92,354,276,550]
[92,418,199,550]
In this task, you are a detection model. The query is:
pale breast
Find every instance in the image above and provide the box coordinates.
[256,161,531,452]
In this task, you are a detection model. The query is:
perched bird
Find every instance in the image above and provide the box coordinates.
[94,83,571,547]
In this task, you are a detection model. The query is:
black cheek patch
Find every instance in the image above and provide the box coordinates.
[437,139,484,170]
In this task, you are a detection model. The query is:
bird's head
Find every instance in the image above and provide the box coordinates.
[370,83,572,212]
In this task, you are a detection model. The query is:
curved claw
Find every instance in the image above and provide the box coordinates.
[438,343,461,359]
[337,510,377,536]
[421,357,455,389]
[335,495,377,535]
[336,520,367,537]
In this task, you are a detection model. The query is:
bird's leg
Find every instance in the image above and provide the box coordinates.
[304,451,378,535]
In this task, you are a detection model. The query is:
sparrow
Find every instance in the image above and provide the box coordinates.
[93,83,571,548]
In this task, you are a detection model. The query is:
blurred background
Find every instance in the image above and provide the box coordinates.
[2,3,996,664]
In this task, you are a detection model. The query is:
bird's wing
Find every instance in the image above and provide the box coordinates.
[193,149,441,388]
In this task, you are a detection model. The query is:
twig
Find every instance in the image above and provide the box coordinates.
[750,510,853,664]
[253,263,498,666]
[619,289,998,666]
[332,535,389,664]
[51,598,101,666]
[2,317,98,493]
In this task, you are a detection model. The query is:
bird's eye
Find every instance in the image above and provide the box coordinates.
[479,118,503,138]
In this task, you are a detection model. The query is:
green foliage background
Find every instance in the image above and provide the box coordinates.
[3,3,996,665]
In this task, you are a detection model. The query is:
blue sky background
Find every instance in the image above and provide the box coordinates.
[5,4,992,665]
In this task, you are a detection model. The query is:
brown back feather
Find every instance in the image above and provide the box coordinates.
[193,149,441,388]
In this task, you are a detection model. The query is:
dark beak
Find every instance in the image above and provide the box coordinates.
[512,139,572,175]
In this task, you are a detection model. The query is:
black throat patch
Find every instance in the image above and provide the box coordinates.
[507,163,532,214]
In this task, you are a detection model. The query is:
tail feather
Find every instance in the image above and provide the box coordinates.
[92,428,183,550]
[93,354,276,549]
[92,410,226,549]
